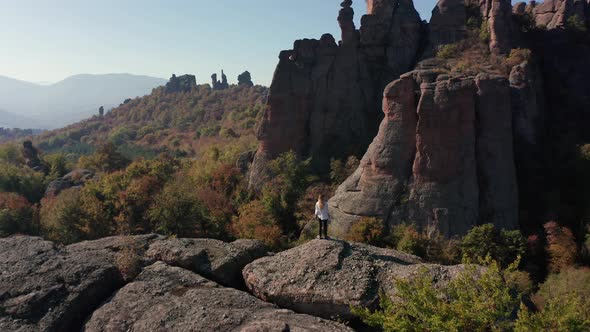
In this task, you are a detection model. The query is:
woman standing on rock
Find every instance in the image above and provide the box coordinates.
[315,195,329,239]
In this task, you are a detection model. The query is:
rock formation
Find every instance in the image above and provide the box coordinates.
[243,239,481,320]
[430,0,468,49]
[0,235,153,332]
[329,64,519,237]
[237,70,254,87]
[144,237,267,289]
[84,262,352,332]
[0,235,271,332]
[45,169,95,197]
[249,0,423,189]
[532,0,589,29]
[22,141,46,173]
[430,0,514,54]
[164,74,197,93]
[338,0,359,46]
[211,70,229,90]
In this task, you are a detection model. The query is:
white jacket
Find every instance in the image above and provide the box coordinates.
[315,201,330,220]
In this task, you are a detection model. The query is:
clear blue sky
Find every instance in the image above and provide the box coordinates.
[0,1,498,86]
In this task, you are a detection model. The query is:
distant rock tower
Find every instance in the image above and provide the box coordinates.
[165,74,197,93]
[237,71,254,87]
[22,141,46,173]
[211,70,230,90]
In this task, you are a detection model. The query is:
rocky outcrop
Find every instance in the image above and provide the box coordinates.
[249,0,424,188]
[145,237,267,289]
[211,70,229,90]
[329,66,519,237]
[45,169,94,197]
[164,74,197,93]
[338,0,359,46]
[237,70,254,87]
[0,235,154,332]
[84,262,352,332]
[430,0,468,49]
[483,0,515,54]
[22,141,46,173]
[236,150,256,173]
[430,0,514,54]
[243,239,478,320]
[513,2,527,15]
[0,235,269,332]
[532,0,589,29]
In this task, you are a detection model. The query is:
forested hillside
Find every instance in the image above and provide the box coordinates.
[32,83,268,160]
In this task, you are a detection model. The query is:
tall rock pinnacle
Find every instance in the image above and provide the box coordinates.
[248,0,424,190]
[338,0,359,46]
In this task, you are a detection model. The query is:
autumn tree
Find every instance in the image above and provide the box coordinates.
[544,221,578,273]
[0,192,35,236]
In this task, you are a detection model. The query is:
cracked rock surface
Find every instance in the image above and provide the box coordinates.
[0,235,270,332]
[243,239,473,320]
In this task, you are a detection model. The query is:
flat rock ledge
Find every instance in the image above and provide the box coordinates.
[243,239,475,320]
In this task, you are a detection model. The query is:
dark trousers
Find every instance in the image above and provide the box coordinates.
[318,218,328,238]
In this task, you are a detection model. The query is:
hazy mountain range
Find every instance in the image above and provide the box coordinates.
[0,74,167,129]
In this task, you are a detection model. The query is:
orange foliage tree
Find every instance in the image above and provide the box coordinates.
[231,200,283,249]
[544,221,578,273]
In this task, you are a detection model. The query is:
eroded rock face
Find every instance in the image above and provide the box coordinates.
[249,0,424,188]
[84,262,353,332]
[329,67,519,237]
[243,239,475,320]
[145,238,267,289]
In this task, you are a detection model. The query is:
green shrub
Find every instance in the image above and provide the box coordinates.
[40,189,86,244]
[44,153,71,179]
[395,224,426,257]
[567,14,587,33]
[506,48,532,68]
[77,142,130,173]
[479,20,491,43]
[330,156,360,185]
[466,17,479,30]
[354,259,523,331]
[437,44,459,59]
[0,162,47,203]
[514,12,535,32]
[461,224,526,267]
[147,176,209,237]
[108,126,137,145]
[263,151,311,234]
[0,144,24,165]
[516,268,590,331]
[345,217,385,246]
[115,237,143,281]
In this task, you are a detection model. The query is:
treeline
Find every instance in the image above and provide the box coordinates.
[0,128,43,144]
